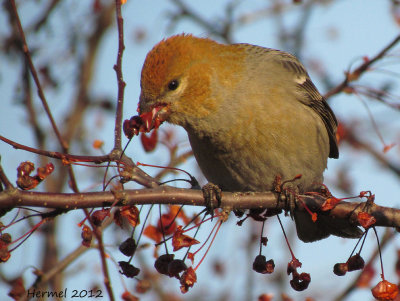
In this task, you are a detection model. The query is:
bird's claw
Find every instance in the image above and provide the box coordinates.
[202,183,222,218]
[283,187,298,219]
[274,175,299,219]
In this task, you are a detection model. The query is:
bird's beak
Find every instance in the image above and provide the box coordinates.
[137,100,170,132]
[140,104,169,131]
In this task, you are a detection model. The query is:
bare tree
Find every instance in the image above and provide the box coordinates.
[1,1,400,300]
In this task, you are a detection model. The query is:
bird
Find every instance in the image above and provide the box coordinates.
[136,33,362,242]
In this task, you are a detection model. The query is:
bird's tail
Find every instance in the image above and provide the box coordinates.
[294,211,363,243]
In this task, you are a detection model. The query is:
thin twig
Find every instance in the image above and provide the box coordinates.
[325,33,400,99]
[0,135,159,188]
[341,123,400,179]
[30,0,61,32]
[333,229,395,301]
[0,160,14,189]
[22,56,45,149]
[9,0,67,151]
[19,216,115,301]
[169,0,233,43]
[83,208,115,301]
[0,134,110,164]
[9,0,80,195]
[113,0,126,152]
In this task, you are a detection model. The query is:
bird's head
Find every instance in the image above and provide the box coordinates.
[137,34,234,131]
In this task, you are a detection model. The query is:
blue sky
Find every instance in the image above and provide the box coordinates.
[1,1,400,300]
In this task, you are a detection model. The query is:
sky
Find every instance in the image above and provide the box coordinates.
[1,0,400,300]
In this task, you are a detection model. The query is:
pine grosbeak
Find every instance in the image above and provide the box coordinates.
[137,34,361,242]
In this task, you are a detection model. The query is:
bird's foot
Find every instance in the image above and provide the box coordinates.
[283,186,299,219]
[273,174,301,219]
[202,183,222,218]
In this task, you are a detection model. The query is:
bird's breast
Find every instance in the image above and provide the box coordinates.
[185,92,330,193]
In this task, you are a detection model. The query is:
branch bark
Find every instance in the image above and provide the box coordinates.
[1,186,400,229]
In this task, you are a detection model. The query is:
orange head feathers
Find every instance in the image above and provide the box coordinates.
[138,34,245,127]
[140,34,213,99]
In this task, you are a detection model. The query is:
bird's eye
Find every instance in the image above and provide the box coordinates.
[167,79,179,91]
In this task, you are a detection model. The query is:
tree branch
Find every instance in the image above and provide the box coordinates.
[113,0,126,152]
[0,135,159,189]
[1,187,400,229]
[324,33,400,99]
